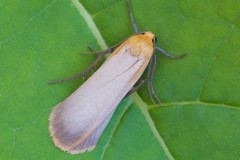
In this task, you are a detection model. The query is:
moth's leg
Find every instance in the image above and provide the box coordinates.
[48,46,118,84]
[127,0,139,33]
[147,54,161,104]
[86,46,102,55]
[125,79,146,97]
[155,46,186,59]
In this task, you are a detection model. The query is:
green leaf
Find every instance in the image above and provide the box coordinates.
[1,0,240,159]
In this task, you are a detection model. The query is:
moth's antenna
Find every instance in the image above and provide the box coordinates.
[127,0,139,33]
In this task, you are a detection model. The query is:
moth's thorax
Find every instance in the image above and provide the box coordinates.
[128,31,155,59]
[129,42,152,59]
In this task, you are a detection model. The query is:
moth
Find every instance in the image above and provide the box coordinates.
[49,0,185,154]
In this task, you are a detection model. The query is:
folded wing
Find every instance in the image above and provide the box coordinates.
[49,45,150,153]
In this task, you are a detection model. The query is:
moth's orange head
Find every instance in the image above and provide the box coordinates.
[138,31,157,47]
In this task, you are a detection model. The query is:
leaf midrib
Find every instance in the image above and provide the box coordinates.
[149,100,240,110]
[71,0,108,49]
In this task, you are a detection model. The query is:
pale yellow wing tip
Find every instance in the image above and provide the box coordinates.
[67,145,96,154]
[48,105,73,152]
[49,106,97,154]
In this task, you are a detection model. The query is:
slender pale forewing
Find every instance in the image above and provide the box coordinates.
[49,44,151,153]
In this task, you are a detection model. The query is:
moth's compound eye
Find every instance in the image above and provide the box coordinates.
[152,36,157,43]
